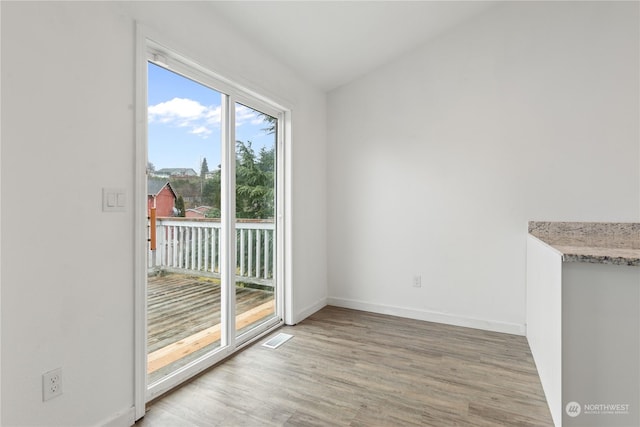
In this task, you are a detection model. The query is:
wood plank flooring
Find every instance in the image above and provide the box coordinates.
[137,306,552,426]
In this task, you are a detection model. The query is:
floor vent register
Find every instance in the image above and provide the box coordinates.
[262,333,293,349]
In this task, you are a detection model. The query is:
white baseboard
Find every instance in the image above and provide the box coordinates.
[97,406,136,427]
[327,297,525,336]
[292,297,327,325]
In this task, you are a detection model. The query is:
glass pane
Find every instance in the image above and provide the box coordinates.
[235,103,277,337]
[147,62,224,385]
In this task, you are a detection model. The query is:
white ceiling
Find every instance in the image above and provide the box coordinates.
[207,1,498,91]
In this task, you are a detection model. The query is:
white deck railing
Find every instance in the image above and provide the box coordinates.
[148,218,275,287]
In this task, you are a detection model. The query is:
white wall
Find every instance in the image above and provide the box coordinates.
[327,1,639,334]
[0,1,326,425]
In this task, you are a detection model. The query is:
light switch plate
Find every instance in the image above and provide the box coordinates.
[103,188,126,212]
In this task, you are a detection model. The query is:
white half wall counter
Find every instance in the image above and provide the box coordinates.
[526,221,640,427]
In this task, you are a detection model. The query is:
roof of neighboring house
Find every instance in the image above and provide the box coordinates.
[155,168,198,176]
[185,206,213,216]
[148,177,177,198]
[190,206,212,213]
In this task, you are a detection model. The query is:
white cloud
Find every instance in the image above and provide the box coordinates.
[149,98,207,121]
[191,126,212,137]
[148,98,271,137]
[235,104,256,126]
[206,106,222,125]
[148,97,220,138]
[235,104,271,129]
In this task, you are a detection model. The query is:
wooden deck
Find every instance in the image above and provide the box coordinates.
[147,273,274,383]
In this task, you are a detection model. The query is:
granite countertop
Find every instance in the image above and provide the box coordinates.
[528,221,640,267]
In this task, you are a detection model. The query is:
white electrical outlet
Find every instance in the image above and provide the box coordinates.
[43,368,63,401]
[412,275,422,288]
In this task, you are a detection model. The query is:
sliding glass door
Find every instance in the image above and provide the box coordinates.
[143,50,283,399]
[234,103,278,342]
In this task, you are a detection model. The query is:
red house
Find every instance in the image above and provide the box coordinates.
[148,178,177,217]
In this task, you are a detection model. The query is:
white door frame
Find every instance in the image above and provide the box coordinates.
[134,23,293,420]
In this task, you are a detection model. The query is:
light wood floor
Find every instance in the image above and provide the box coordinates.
[137,306,552,426]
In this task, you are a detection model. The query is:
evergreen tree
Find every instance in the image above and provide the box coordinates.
[200,157,209,178]
[202,169,221,210]
[235,141,275,219]
[175,196,185,217]
[200,142,275,219]
[258,113,277,135]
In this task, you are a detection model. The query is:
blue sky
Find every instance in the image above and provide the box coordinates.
[148,63,274,173]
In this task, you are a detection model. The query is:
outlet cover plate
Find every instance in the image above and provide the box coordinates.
[43,368,62,401]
